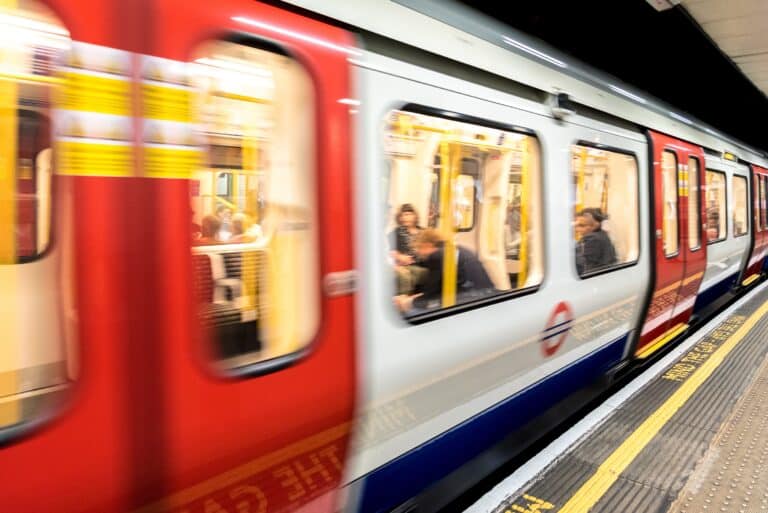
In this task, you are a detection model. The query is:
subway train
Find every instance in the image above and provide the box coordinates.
[3,0,768,512]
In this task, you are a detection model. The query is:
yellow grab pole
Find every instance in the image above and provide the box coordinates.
[240,132,257,313]
[438,139,456,307]
[576,147,587,216]
[0,67,16,264]
[517,138,530,289]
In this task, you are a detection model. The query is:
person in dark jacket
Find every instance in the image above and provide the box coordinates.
[394,229,495,313]
[388,203,427,294]
[575,208,617,275]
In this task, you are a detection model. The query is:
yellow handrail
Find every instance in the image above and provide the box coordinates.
[212,90,271,104]
[438,139,457,307]
[576,147,587,216]
[214,194,237,211]
[517,138,530,289]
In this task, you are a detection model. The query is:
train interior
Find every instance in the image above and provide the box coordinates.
[571,145,639,271]
[189,40,318,370]
[384,109,544,314]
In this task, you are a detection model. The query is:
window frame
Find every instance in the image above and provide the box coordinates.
[393,103,544,326]
[704,168,728,244]
[572,140,642,280]
[732,173,750,238]
[190,35,321,378]
[662,150,681,258]
[687,156,702,252]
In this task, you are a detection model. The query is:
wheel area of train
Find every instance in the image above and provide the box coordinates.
[468,281,768,513]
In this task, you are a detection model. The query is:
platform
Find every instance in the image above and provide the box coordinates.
[468,281,768,513]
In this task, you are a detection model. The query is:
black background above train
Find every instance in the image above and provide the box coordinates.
[460,0,768,153]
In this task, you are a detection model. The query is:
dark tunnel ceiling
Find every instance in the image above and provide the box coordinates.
[458,0,768,153]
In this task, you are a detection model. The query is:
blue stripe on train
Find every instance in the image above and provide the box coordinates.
[693,272,738,316]
[356,334,629,513]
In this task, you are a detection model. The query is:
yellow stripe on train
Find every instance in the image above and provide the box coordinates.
[57,140,134,177]
[143,146,202,179]
[142,83,194,122]
[58,71,131,116]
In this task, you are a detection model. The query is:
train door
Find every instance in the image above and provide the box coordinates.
[741,164,768,285]
[141,1,357,512]
[636,131,706,357]
[1,0,157,511]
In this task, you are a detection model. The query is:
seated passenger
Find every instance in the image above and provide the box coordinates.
[196,215,221,245]
[706,208,720,240]
[389,203,427,294]
[575,208,617,276]
[394,228,495,313]
[216,205,233,241]
[229,213,261,243]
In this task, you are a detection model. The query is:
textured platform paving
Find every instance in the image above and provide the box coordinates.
[488,286,768,513]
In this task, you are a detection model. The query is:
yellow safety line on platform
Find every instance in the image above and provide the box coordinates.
[557,298,768,513]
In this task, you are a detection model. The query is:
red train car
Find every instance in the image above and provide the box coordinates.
[1,1,356,512]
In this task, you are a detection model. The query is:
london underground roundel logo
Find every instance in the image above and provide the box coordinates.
[541,301,574,357]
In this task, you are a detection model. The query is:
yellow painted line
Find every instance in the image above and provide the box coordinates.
[742,273,760,287]
[558,299,768,513]
[636,322,688,359]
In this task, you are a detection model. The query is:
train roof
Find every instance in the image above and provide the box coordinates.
[280,0,768,166]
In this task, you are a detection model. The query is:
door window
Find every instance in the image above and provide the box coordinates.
[190,40,318,371]
[571,144,639,277]
[661,151,679,256]
[733,175,748,237]
[687,157,701,250]
[705,170,726,242]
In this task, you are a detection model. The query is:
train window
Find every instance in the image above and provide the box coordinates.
[662,151,679,256]
[756,176,763,230]
[688,157,701,250]
[733,175,749,237]
[385,108,543,319]
[1,11,60,264]
[571,144,639,277]
[0,2,72,435]
[761,176,766,229]
[190,40,318,370]
[761,176,768,229]
[705,170,727,242]
[761,176,768,228]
